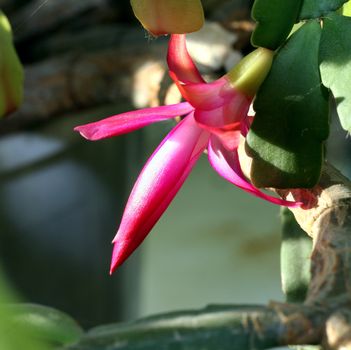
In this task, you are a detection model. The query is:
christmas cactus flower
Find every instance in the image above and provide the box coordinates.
[75,35,301,273]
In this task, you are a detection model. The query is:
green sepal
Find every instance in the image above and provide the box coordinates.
[251,0,303,50]
[320,13,351,132]
[299,0,347,20]
[246,21,329,189]
[280,208,312,303]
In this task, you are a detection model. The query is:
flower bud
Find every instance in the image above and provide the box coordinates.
[130,0,204,36]
[0,11,24,117]
[226,48,274,97]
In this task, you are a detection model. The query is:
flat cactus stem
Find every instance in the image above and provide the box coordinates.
[65,304,326,350]
[280,208,312,303]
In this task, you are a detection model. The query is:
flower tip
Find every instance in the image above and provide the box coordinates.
[73,125,88,138]
[74,125,98,141]
[109,243,122,275]
[109,236,130,274]
[109,263,116,275]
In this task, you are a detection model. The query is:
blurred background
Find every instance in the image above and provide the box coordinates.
[0,0,349,331]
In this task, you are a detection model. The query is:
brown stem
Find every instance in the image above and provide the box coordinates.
[277,164,351,309]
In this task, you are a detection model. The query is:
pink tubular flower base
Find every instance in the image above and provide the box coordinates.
[75,34,301,274]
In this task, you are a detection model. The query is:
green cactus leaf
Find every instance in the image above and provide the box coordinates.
[7,304,83,346]
[320,13,351,132]
[299,0,347,19]
[0,270,50,350]
[68,305,280,350]
[0,11,24,117]
[340,0,351,16]
[251,0,303,50]
[280,208,312,303]
[246,21,329,189]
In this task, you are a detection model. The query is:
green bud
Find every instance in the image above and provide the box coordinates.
[0,11,24,117]
[130,0,204,36]
[226,47,274,97]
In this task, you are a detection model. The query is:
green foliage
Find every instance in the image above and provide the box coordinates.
[299,0,347,19]
[340,0,351,15]
[7,304,84,347]
[0,10,24,117]
[0,312,49,350]
[320,12,351,132]
[0,270,49,350]
[251,0,303,50]
[0,268,82,349]
[280,208,312,303]
[246,21,329,189]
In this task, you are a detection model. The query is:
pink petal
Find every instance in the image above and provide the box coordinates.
[191,89,251,151]
[110,113,210,273]
[167,34,205,84]
[194,92,251,129]
[176,76,241,110]
[207,128,241,152]
[240,115,252,137]
[74,102,194,140]
[207,136,302,207]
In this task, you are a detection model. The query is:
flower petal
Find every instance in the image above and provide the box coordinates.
[175,76,239,110]
[240,115,251,137]
[74,102,194,140]
[192,91,250,151]
[207,128,241,152]
[167,34,205,84]
[208,136,302,207]
[194,93,251,129]
[110,113,209,273]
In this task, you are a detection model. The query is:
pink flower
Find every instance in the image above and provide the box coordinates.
[75,35,301,274]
